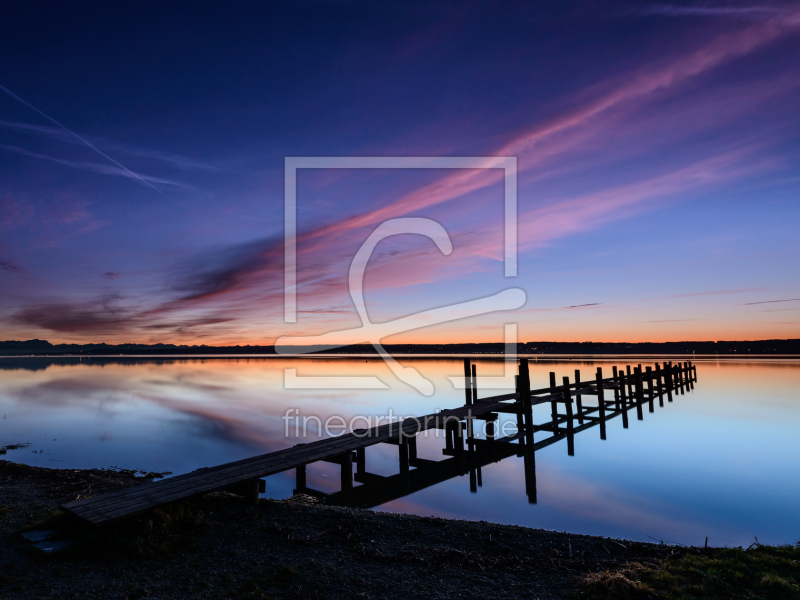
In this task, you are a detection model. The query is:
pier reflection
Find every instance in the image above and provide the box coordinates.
[297,359,696,510]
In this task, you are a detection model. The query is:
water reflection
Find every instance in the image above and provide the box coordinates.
[305,360,693,512]
[1,356,799,546]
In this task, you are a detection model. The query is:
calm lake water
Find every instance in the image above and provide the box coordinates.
[1,356,798,547]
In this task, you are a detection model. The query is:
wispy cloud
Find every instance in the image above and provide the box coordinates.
[638,319,701,323]
[643,288,765,301]
[299,14,799,247]
[11,296,134,333]
[641,4,800,22]
[744,298,800,305]
[0,242,18,272]
[0,84,167,195]
[166,236,285,304]
[10,294,237,339]
[522,303,606,313]
[0,255,18,272]
[219,20,799,333]
[15,150,767,337]
[0,144,192,188]
[0,119,217,172]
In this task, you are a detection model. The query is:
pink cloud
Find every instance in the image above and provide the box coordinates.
[299,15,799,246]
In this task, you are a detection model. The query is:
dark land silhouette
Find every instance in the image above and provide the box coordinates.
[1,338,799,356]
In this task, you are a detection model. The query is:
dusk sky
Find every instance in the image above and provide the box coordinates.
[1,1,799,345]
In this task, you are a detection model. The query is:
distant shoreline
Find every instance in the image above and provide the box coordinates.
[2,338,800,357]
[1,353,800,359]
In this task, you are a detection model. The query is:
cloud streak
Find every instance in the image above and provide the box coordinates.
[0,144,191,188]
[0,255,18,272]
[0,119,217,172]
[744,298,800,305]
[641,4,800,22]
[12,149,770,337]
[296,12,799,247]
[11,296,135,334]
[0,84,167,195]
[643,288,765,300]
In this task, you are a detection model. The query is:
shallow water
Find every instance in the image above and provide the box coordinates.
[1,355,798,547]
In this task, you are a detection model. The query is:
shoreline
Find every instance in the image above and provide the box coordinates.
[3,461,796,599]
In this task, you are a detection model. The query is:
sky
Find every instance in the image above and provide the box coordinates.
[0,0,799,345]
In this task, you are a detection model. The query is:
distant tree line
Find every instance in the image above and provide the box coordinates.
[1,338,799,356]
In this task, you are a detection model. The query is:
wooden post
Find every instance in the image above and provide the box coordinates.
[296,464,306,491]
[486,418,496,441]
[515,374,525,449]
[356,447,365,476]
[619,370,629,429]
[399,436,409,474]
[408,434,417,464]
[463,359,473,405]
[445,419,454,453]
[521,359,535,450]
[612,366,621,411]
[678,363,685,395]
[454,419,464,455]
[341,452,353,491]
[665,362,674,402]
[686,361,694,390]
[466,365,476,445]
[655,363,664,407]
[562,376,575,456]
[471,363,478,403]
[597,367,606,440]
[635,367,644,421]
[626,365,634,398]
[244,479,260,506]
[575,369,584,425]
[469,467,478,493]
[646,366,655,413]
[549,371,558,423]
[523,437,537,504]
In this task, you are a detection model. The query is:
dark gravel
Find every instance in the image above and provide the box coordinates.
[0,460,678,599]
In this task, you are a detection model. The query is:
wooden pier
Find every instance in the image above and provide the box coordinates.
[62,359,698,525]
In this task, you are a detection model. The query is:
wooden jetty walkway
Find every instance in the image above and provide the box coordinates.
[62,359,697,525]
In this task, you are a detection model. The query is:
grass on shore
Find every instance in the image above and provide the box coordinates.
[578,542,800,599]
